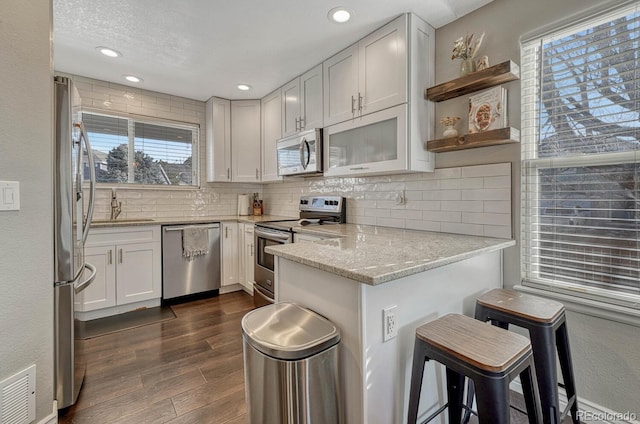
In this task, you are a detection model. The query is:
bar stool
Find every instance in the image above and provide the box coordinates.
[470,289,579,424]
[407,313,542,424]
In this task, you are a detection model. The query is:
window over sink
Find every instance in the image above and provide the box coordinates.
[82,111,199,187]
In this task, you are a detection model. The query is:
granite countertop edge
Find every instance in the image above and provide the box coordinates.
[89,214,294,228]
[268,231,515,285]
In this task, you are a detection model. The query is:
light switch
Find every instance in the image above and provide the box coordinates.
[0,181,20,211]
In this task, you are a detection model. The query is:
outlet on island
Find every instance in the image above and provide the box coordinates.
[383,306,398,342]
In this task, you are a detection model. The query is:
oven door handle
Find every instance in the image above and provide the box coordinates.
[255,228,291,242]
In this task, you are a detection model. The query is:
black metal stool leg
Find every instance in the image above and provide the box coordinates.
[408,340,428,424]
[461,379,475,424]
[520,359,543,424]
[474,377,511,424]
[529,326,561,424]
[556,321,580,423]
[446,368,465,424]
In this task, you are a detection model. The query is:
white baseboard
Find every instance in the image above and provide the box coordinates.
[511,379,639,424]
[37,401,57,424]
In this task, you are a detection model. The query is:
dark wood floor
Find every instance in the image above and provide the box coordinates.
[59,291,254,424]
[60,291,575,424]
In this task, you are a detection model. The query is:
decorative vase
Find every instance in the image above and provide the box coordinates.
[443,126,458,138]
[460,58,475,77]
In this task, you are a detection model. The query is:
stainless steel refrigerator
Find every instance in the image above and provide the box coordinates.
[53,76,97,409]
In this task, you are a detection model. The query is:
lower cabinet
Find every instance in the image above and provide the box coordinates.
[221,222,240,289]
[77,226,161,318]
[241,223,255,294]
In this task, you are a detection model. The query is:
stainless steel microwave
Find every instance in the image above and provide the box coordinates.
[277,128,323,176]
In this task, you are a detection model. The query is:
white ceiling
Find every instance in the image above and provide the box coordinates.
[53,0,492,101]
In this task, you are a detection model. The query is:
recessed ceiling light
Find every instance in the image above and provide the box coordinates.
[96,46,121,58]
[124,75,143,83]
[237,84,252,91]
[328,7,351,23]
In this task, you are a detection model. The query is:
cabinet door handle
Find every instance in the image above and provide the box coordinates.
[300,116,305,130]
[108,249,113,265]
[227,168,230,180]
[358,92,363,113]
[225,226,228,238]
[350,166,369,171]
[251,243,254,256]
[256,168,259,180]
[351,95,356,114]
[295,117,300,132]
[118,248,123,264]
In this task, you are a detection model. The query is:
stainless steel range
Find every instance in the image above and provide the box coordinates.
[253,195,346,307]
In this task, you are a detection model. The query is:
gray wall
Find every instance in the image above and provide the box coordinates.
[434,0,640,414]
[0,0,54,421]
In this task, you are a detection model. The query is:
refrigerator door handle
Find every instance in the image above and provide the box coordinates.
[74,262,96,294]
[76,122,96,244]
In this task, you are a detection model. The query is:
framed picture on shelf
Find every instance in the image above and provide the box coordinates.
[468,86,507,133]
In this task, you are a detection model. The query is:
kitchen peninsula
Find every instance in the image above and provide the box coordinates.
[267,225,514,424]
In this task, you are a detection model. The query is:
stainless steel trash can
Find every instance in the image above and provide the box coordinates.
[242,302,341,424]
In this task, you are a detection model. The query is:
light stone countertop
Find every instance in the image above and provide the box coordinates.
[89,214,295,228]
[266,224,515,285]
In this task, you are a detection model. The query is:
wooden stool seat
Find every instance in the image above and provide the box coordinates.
[477,289,564,323]
[416,314,531,372]
[408,313,542,424]
[468,289,580,424]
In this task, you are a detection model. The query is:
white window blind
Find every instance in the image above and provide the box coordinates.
[521,4,640,308]
[83,112,199,186]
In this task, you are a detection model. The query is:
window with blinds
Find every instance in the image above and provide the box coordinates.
[82,112,199,186]
[521,4,640,308]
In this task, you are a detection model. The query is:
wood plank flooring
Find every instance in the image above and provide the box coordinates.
[59,291,255,424]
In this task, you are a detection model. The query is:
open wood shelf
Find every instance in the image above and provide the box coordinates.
[425,60,520,102]
[426,127,520,153]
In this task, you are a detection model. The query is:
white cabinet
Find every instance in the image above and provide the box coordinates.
[323,16,407,126]
[323,14,435,177]
[323,45,359,127]
[240,223,255,293]
[261,89,282,182]
[282,64,324,136]
[205,97,232,182]
[231,100,261,182]
[77,226,161,318]
[221,222,239,288]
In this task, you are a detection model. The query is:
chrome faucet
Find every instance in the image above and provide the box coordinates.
[110,189,122,220]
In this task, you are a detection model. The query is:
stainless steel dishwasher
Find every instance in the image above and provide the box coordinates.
[162,223,221,302]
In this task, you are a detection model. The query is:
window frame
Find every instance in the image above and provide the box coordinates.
[520,3,640,315]
[83,107,201,189]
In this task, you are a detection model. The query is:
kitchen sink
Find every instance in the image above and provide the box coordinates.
[91,218,155,224]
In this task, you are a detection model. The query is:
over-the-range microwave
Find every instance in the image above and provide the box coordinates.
[276,128,323,176]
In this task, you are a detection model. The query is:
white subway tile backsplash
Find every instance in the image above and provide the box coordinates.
[483,175,511,188]
[440,177,483,190]
[406,220,441,232]
[483,225,512,239]
[441,222,484,236]
[423,210,461,223]
[461,163,511,177]
[461,188,510,201]
[484,201,511,213]
[462,212,510,226]
[376,217,405,228]
[441,201,483,212]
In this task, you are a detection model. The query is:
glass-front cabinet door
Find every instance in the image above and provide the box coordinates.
[324,104,407,176]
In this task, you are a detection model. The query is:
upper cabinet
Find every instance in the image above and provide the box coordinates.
[282,64,324,137]
[324,17,407,127]
[205,97,232,182]
[261,89,282,182]
[206,98,261,182]
[231,100,261,182]
[323,14,435,177]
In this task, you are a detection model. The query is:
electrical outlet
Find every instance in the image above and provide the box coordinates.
[395,190,405,205]
[383,306,398,342]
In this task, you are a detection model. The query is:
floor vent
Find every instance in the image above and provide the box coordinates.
[0,365,35,424]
